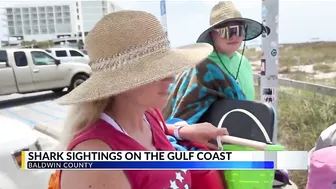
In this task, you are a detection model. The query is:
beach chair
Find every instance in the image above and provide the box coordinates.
[198,99,275,144]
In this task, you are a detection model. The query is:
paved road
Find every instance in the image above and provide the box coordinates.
[0,91,68,129]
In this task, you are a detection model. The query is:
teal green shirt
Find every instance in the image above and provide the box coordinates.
[208,52,255,100]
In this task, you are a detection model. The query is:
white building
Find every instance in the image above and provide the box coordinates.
[74,1,120,43]
[2,1,119,43]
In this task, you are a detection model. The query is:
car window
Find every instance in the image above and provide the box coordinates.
[31,51,56,66]
[45,50,52,53]
[69,50,84,57]
[14,51,28,67]
[55,50,67,57]
[0,50,8,66]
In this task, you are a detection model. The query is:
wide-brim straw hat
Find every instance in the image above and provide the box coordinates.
[197,1,267,44]
[57,10,213,105]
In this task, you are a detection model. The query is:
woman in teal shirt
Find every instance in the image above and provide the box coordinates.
[163,1,267,124]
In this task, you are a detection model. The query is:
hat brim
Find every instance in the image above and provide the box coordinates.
[56,43,213,105]
[197,18,265,44]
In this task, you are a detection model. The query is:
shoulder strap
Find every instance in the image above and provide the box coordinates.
[146,108,169,134]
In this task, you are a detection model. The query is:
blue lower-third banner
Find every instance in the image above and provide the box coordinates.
[24,161,274,170]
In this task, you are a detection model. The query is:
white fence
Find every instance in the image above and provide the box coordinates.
[253,74,336,96]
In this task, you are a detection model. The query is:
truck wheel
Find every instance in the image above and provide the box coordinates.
[52,88,64,94]
[68,74,88,91]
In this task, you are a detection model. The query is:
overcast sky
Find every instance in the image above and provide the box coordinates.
[1,0,335,47]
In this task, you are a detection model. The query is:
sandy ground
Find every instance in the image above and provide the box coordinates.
[314,72,336,79]
[250,61,336,80]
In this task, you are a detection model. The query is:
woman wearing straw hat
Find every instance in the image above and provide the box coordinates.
[163,1,267,124]
[47,10,229,189]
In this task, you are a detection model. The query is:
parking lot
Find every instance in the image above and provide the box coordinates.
[0,91,67,137]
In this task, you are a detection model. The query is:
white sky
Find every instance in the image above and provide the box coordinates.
[1,0,336,47]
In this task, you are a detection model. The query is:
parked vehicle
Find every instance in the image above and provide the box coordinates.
[46,48,90,64]
[0,115,51,189]
[0,48,91,96]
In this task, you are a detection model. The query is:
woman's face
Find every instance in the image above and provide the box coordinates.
[119,76,175,109]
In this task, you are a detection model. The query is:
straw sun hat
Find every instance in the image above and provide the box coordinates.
[197,1,268,44]
[57,10,212,105]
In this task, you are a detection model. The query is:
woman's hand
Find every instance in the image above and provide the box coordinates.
[178,122,229,150]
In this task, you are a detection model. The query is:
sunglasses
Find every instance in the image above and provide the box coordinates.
[214,24,246,39]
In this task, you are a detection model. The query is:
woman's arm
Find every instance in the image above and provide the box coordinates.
[166,122,228,150]
[165,121,188,140]
[60,139,131,189]
[150,108,228,150]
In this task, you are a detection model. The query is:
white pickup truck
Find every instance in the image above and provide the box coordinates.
[0,48,92,96]
[46,48,90,64]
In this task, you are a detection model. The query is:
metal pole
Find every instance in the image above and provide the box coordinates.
[75,2,79,44]
[260,0,279,143]
[78,1,85,44]
[160,0,168,37]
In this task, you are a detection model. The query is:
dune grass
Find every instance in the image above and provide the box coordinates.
[313,64,335,73]
[255,86,336,189]
[244,41,336,188]
[245,41,336,67]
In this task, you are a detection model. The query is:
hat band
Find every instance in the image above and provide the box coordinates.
[90,35,170,72]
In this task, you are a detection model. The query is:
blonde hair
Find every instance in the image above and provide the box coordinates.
[57,98,111,150]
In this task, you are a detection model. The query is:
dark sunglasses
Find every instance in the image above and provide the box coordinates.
[214,24,246,39]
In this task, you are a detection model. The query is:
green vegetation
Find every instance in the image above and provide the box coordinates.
[20,40,54,48]
[313,64,334,73]
[77,40,84,49]
[256,86,336,189]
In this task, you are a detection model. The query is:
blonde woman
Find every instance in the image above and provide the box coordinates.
[48,11,228,189]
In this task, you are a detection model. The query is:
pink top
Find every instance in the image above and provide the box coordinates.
[306,146,336,189]
[62,110,192,189]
